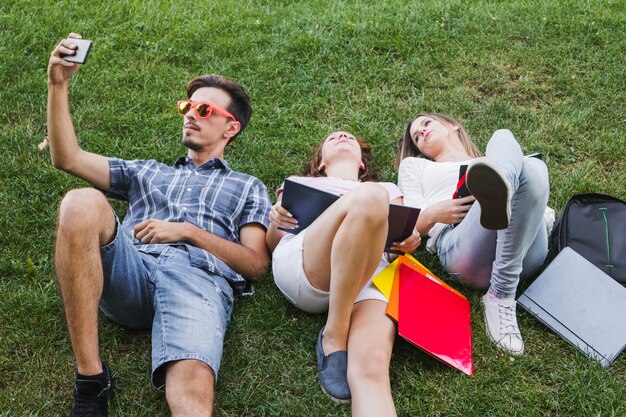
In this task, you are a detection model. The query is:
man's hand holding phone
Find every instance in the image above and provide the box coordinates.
[48,33,92,85]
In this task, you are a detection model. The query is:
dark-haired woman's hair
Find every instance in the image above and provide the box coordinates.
[186,74,252,143]
[394,112,482,170]
[300,136,381,182]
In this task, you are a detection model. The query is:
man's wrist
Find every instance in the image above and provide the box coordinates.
[183,222,200,243]
[48,80,70,89]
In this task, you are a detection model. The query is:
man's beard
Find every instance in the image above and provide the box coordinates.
[182,136,202,152]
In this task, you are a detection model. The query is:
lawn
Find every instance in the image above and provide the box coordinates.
[1,0,625,416]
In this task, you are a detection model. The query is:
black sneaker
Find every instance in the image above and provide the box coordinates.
[466,157,511,230]
[69,362,115,417]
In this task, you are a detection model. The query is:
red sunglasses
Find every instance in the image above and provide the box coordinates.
[177,100,237,122]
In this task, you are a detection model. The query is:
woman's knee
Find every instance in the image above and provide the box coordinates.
[345,183,389,219]
[348,347,391,385]
[453,270,491,291]
[439,237,494,290]
[57,188,112,231]
[521,158,550,203]
[487,129,518,149]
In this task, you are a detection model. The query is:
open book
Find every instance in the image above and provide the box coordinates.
[279,179,421,254]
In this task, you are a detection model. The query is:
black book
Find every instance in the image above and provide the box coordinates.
[279,179,421,254]
[517,247,626,367]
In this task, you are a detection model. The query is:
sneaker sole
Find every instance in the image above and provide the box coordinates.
[466,162,510,230]
[318,379,352,404]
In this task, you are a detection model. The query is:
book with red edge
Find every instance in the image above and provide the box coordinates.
[279,178,420,254]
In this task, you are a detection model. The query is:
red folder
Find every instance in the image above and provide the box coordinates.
[397,263,474,376]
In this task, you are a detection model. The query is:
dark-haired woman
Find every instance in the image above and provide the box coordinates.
[267,131,419,416]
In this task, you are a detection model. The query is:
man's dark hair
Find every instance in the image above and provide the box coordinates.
[186,75,252,143]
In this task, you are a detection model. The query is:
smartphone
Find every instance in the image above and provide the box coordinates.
[451,164,471,228]
[453,165,471,199]
[61,39,93,64]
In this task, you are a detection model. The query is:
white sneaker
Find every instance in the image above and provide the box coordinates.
[481,293,525,356]
[466,158,511,230]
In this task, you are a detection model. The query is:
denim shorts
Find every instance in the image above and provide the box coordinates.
[98,218,234,389]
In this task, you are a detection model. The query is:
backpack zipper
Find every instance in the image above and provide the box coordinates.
[599,207,615,275]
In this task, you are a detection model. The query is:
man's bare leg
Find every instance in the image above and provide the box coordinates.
[55,188,116,375]
[165,360,215,417]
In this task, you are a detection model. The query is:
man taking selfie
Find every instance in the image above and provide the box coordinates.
[48,33,271,417]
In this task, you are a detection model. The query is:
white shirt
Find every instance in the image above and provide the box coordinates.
[398,157,471,252]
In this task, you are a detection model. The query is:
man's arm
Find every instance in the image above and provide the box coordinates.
[133,220,270,280]
[47,33,110,190]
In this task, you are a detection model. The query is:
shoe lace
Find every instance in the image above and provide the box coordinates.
[73,385,109,414]
[498,303,520,336]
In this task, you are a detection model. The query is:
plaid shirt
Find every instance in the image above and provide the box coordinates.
[106,156,271,295]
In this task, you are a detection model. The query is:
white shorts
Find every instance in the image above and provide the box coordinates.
[272,229,389,314]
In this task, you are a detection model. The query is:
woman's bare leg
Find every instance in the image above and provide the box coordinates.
[302,183,389,354]
[348,300,397,417]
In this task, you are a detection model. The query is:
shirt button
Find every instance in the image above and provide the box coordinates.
[194,171,198,176]
[182,207,187,211]
[187,188,192,192]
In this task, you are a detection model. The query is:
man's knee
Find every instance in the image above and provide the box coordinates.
[57,188,113,233]
[165,360,215,412]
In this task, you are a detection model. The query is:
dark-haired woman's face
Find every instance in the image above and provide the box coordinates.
[321,131,362,166]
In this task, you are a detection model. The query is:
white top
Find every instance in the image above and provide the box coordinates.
[277,175,403,202]
[398,157,471,252]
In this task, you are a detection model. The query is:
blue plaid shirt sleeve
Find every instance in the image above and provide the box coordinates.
[240,178,272,230]
[106,157,135,200]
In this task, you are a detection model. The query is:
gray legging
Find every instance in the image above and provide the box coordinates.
[436,129,550,298]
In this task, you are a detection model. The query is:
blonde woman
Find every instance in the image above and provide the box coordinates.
[396,113,550,356]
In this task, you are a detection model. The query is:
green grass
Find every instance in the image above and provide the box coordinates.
[1,0,626,415]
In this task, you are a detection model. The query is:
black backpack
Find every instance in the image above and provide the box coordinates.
[551,193,626,286]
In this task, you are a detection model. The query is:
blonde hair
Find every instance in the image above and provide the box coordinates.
[394,112,482,170]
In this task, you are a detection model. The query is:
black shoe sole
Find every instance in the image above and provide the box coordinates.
[466,162,510,230]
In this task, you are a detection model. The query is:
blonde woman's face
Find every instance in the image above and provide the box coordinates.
[409,116,457,158]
